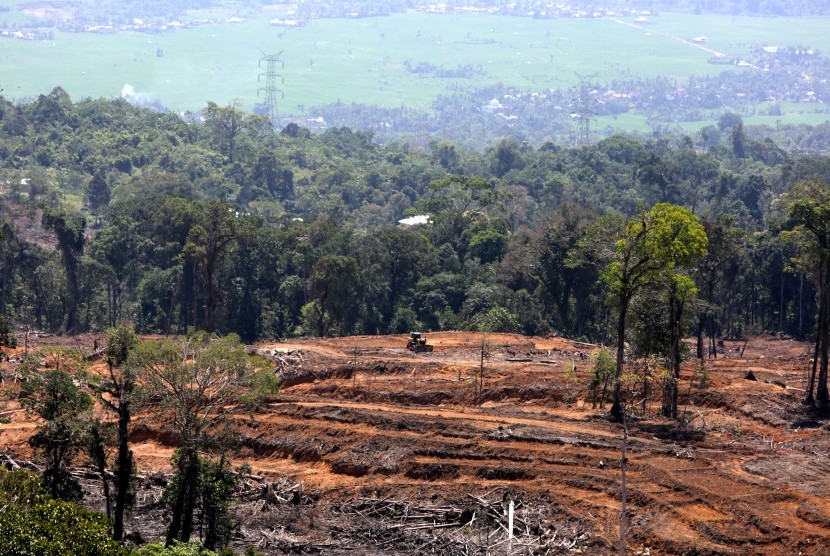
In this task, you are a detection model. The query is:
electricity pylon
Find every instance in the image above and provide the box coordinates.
[573,72,598,148]
[258,51,285,124]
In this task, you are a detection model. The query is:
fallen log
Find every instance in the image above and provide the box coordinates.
[84,348,106,362]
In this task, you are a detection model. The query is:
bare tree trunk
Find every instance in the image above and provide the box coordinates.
[113,398,132,541]
[106,283,113,328]
[818,342,829,407]
[181,450,200,543]
[205,264,216,332]
[663,296,684,419]
[799,273,804,339]
[806,332,820,405]
[779,254,785,336]
[65,257,79,334]
[611,302,628,422]
[90,426,112,523]
[166,447,198,546]
[165,474,186,546]
[816,262,830,406]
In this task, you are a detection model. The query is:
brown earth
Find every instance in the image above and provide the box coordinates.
[2,332,829,555]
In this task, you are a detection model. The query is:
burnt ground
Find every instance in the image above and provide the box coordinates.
[2,332,830,555]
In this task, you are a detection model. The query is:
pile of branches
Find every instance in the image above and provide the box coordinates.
[236,476,306,506]
[341,490,590,555]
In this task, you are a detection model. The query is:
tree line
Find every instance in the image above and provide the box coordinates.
[2,89,830,404]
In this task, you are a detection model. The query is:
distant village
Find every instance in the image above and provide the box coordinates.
[419,3,654,18]
[0,2,669,41]
[1,15,253,39]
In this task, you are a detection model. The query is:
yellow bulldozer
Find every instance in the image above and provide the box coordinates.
[406,331,433,353]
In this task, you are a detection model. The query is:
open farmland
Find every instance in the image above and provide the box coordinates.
[2,9,830,128]
[2,332,829,554]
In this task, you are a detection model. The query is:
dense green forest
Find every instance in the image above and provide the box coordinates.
[0,88,818,344]
[1,87,828,351]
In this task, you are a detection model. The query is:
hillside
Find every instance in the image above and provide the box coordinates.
[1,332,828,554]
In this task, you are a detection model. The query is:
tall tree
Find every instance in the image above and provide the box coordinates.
[87,172,111,216]
[785,179,830,407]
[183,201,251,331]
[130,332,277,547]
[693,218,743,359]
[355,227,432,332]
[202,101,267,164]
[532,203,599,336]
[306,255,362,337]
[42,207,86,333]
[590,204,707,420]
[662,272,700,419]
[90,323,139,541]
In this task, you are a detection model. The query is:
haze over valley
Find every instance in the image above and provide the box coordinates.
[3,0,830,145]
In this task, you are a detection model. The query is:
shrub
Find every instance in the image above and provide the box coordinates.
[0,468,127,556]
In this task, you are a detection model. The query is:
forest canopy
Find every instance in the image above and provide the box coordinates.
[0,90,827,352]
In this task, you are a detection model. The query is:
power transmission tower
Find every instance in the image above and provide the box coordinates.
[572,72,598,148]
[258,51,285,125]
[413,115,429,149]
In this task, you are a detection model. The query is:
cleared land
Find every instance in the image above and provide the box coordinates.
[2,10,830,125]
[2,332,829,554]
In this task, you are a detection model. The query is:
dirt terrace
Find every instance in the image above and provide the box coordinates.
[2,332,829,555]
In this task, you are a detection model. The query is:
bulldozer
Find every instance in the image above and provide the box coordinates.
[406,331,433,353]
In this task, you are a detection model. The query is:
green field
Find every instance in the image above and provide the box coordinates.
[2,9,830,121]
